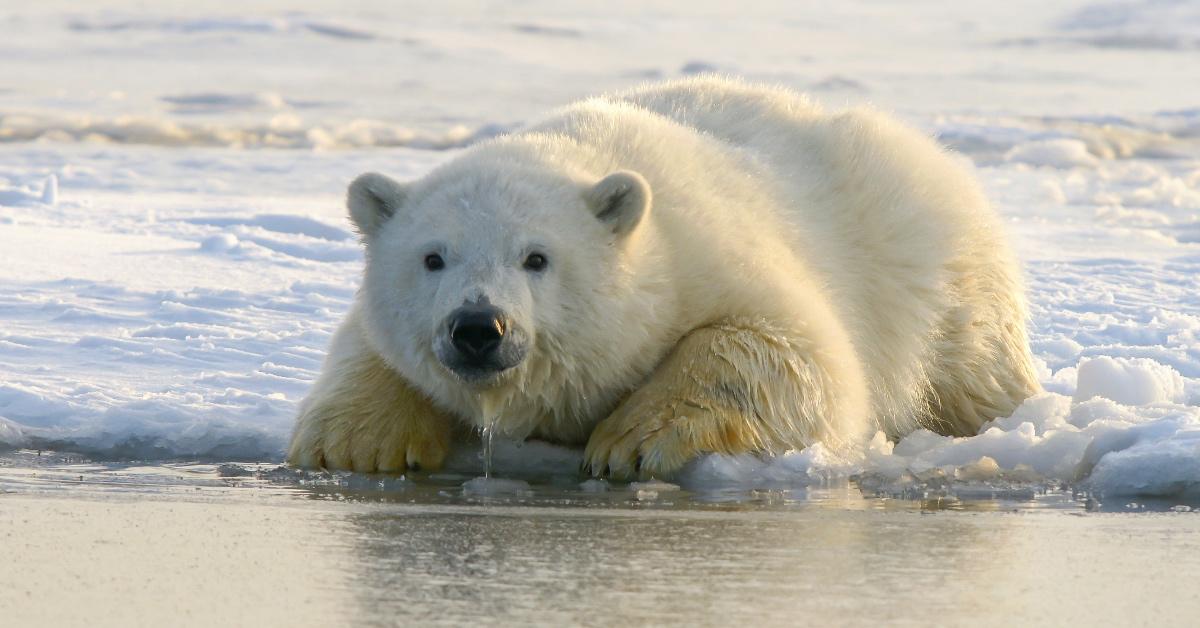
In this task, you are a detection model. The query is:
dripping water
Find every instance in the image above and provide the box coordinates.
[478,391,503,480]
[481,415,497,479]
[461,390,531,495]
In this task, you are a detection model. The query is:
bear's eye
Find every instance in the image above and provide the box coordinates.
[523,253,548,272]
[423,253,445,271]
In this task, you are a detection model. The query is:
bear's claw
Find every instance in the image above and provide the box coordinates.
[583,408,707,481]
[288,406,451,474]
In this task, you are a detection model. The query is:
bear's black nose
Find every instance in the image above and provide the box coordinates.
[449,308,506,360]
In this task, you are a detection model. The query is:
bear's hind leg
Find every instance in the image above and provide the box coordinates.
[584,317,869,480]
[924,309,1042,437]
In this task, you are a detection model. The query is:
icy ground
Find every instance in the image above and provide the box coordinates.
[1,1,1199,501]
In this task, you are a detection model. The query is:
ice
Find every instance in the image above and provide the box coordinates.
[441,438,582,478]
[677,387,1200,498]
[0,416,27,448]
[462,476,533,496]
[629,480,680,500]
[1,1,1199,500]
[629,480,681,492]
[1055,1,1200,50]
[200,233,240,253]
[1074,356,1187,406]
[578,478,610,492]
[1005,139,1100,169]
[679,61,721,75]
[0,173,57,207]
[161,92,290,115]
[185,215,354,242]
[39,175,57,206]
[0,113,505,150]
[65,14,380,41]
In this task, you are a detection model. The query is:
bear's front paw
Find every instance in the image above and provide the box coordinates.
[288,405,451,474]
[584,398,757,481]
[583,410,680,481]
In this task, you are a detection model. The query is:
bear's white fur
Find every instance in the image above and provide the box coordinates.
[288,77,1040,477]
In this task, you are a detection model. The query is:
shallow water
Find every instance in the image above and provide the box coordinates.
[3,451,1200,627]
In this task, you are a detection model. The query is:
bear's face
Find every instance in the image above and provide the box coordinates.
[346,161,652,417]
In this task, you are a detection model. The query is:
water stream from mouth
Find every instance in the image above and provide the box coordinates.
[478,391,503,480]
[461,390,532,495]
[481,416,497,479]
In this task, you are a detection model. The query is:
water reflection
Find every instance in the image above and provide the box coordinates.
[330,494,1008,625]
[3,456,1200,626]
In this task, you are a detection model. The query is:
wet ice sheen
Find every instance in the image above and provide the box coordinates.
[462,476,532,495]
[3,455,1200,626]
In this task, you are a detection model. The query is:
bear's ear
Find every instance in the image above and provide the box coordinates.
[585,170,651,237]
[347,172,407,238]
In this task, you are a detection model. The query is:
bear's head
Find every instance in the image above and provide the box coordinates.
[346,152,655,426]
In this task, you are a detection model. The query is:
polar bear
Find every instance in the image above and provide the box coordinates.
[287,77,1040,478]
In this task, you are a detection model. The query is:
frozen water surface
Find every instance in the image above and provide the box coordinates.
[3,451,1200,627]
[2,0,1200,622]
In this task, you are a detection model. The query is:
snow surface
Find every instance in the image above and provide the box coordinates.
[1,1,1199,499]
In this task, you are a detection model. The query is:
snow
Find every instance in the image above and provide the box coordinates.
[1005,139,1100,169]
[1,0,1198,500]
[1054,0,1200,50]
[1073,356,1187,406]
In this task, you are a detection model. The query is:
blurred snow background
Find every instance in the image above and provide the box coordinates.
[1,0,1198,498]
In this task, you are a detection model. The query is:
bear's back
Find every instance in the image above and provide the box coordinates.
[612,78,1030,435]
[611,77,824,148]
